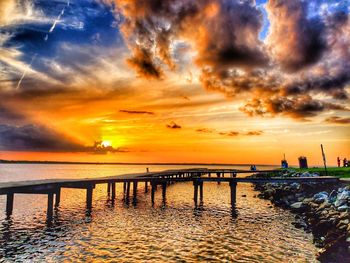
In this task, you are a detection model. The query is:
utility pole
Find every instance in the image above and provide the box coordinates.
[321,144,328,176]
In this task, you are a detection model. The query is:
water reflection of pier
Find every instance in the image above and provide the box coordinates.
[0,168,339,222]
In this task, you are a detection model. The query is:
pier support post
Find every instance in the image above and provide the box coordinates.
[217,172,221,184]
[55,188,61,207]
[6,193,14,216]
[47,192,54,221]
[86,186,93,210]
[107,183,110,195]
[229,181,237,207]
[199,181,203,203]
[145,181,148,193]
[193,181,199,207]
[162,182,167,204]
[151,181,156,205]
[126,182,131,202]
[111,182,116,201]
[123,182,127,199]
[133,182,138,204]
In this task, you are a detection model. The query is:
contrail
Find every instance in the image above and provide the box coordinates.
[45,0,70,40]
[16,54,37,90]
[17,0,71,89]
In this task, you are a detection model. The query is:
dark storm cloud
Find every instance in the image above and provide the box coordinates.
[266,0,326,71]
[241,96,349,119]
[325,116,350,125]
[166,121,181,129]
[0,124,124,154]
[127,48,163,79]
[117,0,267,79]
[283,72,350,100]
[115,0,350,120]
[119,109,155,115]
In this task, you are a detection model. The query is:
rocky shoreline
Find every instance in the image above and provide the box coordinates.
[251,171,350,262]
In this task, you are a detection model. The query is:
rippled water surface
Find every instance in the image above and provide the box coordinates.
[0,164,318,262]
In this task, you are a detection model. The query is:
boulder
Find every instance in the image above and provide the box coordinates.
[334,190,350,207]
[301,172,312,177]
[337,205,349,212]
[291,201,304,210]
[313,192,329,204]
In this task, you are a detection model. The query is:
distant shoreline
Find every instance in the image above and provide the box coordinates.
[0,159,276,166]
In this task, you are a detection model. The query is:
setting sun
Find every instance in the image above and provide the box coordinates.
[101,141,112,148]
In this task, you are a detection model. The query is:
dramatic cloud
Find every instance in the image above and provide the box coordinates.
[0,124,125,154]
[116,0,267,78]
[166,121,181,129]
[325,116,350,125]
[115,0,350,119]
[266,0,326,71]
[127,48,163,79]
[119,109,155,115]
[240,96,349,119]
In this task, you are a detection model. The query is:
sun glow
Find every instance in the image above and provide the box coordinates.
[101,140,112,147]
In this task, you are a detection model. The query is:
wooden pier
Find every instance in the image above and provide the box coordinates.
[0,168,340,221]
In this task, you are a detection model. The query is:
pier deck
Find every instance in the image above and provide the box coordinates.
[0,168,340,221]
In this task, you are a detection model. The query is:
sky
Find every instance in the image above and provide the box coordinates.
[0,0,349,165]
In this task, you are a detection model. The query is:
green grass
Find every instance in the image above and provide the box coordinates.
[287,167,350,178]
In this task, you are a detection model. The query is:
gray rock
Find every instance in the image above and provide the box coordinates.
[290,182,301,190]
[301,172,312,177]
[313,192,329,204]
[291,202,303,210]
[334,190,350,207]
[329,190,338,203]
[337,205,349,212]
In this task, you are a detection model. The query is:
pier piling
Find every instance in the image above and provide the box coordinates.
[145,181,148,193]
[229,181,237,207]
[47,193,54,221]
[107,183,111,196]
[6,193,14,216]
[126,182,131,202]
[162,182,167,203]
[111,182,116,201]
[123,182,126,199]
[133,182,138,204]
[55,188,61,207]
[193,181,199,206]
[151,181,156,205]
[86,186,93,210]
[199,182,203,203]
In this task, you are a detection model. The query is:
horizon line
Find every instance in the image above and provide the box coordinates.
[0,159,279,166]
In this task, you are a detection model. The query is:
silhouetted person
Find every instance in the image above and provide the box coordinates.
[337,157,341,167]
[343,158,348,167]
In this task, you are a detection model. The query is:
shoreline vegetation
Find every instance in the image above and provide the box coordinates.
[287,167,350,178]
[251,169,350,262]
